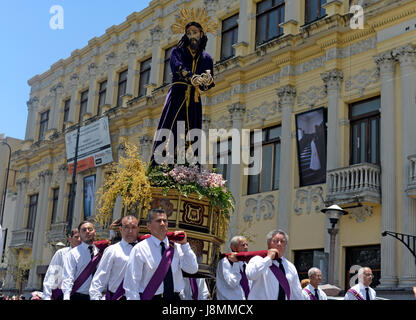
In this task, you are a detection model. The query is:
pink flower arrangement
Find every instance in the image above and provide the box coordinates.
[167,164,227,189]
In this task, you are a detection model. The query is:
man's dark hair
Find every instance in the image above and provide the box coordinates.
[146,208,166,224]
[78,220,94,231]
[177,22,208,52]
[69,228,79,237]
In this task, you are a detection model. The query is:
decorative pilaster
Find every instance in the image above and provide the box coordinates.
[321,69,343,171]
[104,52,116,107]
[26,170,53,292]
[204,0,218,58]
[393,44,416,288]
[52,83,64,131]
[148,26,162,94]
[374,51,398,288]
[276,85,296,235]
[25,97,39,141]
[67,74,79,125]
[86,63,98,116]
[13,178,29,230]
[72,173,84,226]
[126,39,139,97]
[225,104,246,246]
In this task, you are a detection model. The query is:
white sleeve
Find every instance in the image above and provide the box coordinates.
[178,243,198,274]
[42,249,65,300]
[123,246,143,300]
[89,247,114,300]
[288,267,304,300]
[198,278,210,300]
[221,258,242,288]
[246,256,272,281]
[61,251,76,300]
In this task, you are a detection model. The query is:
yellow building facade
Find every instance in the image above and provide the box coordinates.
[2,0,416,298]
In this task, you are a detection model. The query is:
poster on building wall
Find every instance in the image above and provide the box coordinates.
[65,116,113,174]
[295,107,327,187]
[83,175,95,219]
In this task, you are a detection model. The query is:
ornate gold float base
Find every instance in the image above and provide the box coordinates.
[137,187,228,278]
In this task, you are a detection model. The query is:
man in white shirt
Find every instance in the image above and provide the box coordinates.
[302,267,327,300]
[216,235,251,300]
[89,215,139,300]
[344,267,376,300]
[124,208,198,300]
[62,221,100,300]
[42,228,81,300]
[180,278,210,300]
[246,229,303,300]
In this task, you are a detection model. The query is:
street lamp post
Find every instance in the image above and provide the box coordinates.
[0,138,11,226]
[321,204,348,285]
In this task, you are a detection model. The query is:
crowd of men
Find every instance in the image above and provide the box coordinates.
[38,208,381,301]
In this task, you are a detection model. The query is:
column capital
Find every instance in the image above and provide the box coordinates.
[374,51,396,74]
[27,96,39,111]
[55,82,64,95]
[106,52,117,67]
[70,73,79,88]
[88,63,98,78]
[321,69,343,91]
[276,85,296,107]
[150,25,163,44]
[126,39,139,55]
[393,44,416,68]
[228,103,246,122]
[16,177,29,186]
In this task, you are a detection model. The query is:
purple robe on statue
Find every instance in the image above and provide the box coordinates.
[151,45,214,164]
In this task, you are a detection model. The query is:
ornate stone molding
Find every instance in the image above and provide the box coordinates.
[321,69,343,91]
[228,103,246,122]
[277,85,296,108]
[345,68,379,97]
[126,39,139,54]
[297,86,327,108]
[87,63,98,78]
[246,101,278,124]
[70,73,79,89]
[374,51,395,74]
[392,44,416,67]
[150,25,163,44]
[203,0,218,13]
[348,205,373,223]
[27,96,39,111]
[243,194,275,222]
[106,52,117,67]
[294,186,325,215]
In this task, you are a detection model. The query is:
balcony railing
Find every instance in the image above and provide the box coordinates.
[326,162,381,205]
[46,222,68,244]
[407,155,416,198]
[9,229,34,248]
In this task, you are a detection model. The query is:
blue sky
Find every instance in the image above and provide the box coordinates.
[0,0,152,140]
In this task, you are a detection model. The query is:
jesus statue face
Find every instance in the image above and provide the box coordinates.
[186,25,203,50]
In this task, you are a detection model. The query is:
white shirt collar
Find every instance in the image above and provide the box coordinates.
[149,234,168,247]
[358,282,370,290]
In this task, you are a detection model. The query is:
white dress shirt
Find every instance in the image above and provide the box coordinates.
[42,246,71,300]
[89,239,134,300]
[216,257,251,300]
[62,242,99,300]
[302,284,328,300]
[123,235,198,300]
[344,282,376,300]
[246,255,303,300]
[180,278,210,300]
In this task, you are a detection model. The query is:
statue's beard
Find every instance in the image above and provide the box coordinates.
[189,38,199,50]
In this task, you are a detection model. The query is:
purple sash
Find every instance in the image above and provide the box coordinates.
[303,288,318,300]
[140,241,175,300]
[348,288,364,300]
[51,288,63,300]
[190,278,198,300]
[105,280,125,300]
[70,252,103,296]
[269,264,291,300]
[239,268,250,299]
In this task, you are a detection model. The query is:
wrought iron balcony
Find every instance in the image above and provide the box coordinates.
[407,154,416,198]
[325,162,381,206]
[9,229,34,248]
